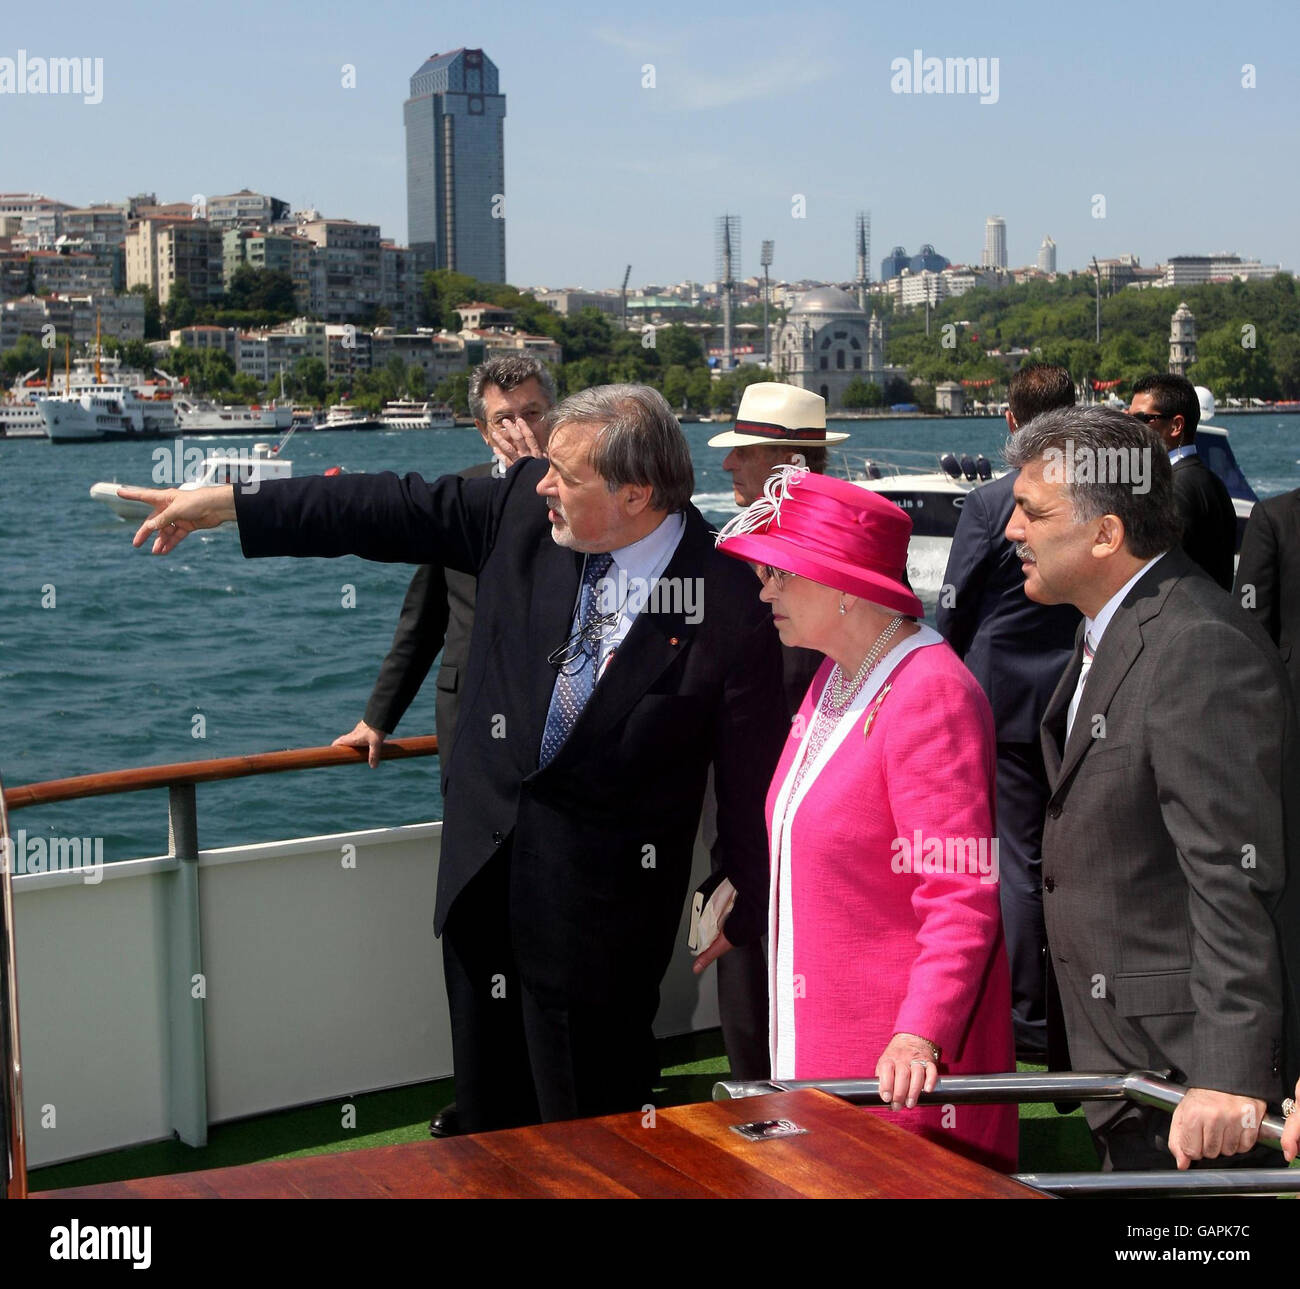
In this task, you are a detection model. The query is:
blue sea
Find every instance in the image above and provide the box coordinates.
[4,415,1298,864]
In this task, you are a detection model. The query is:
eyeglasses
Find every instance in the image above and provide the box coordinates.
[753,564,798,589]
[1129,410,1170,425]
[547,611,619,671]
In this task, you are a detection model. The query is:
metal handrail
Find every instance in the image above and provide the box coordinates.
[2,736,439,811]
[2,738,440,1196]
[714,1071,1300,1195]
[0,776,27,1198]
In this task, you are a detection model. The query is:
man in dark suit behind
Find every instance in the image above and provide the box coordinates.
[1236,486,1300,702]
[333,355,556,775]
[1129,373,1236,590]
[1004,404,1299,1170]
[126,385,788,1135]
[938,363,1080,1060]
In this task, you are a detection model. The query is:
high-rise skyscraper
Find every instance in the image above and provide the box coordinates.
[1038,234,1056,274]
[982,216,1007,270]
[404,48,506,283]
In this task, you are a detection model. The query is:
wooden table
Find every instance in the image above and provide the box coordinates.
[35,1091,1045,1199]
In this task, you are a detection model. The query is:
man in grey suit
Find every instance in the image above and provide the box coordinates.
[1004,405,1299,1170]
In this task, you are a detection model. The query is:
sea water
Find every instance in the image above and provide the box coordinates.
[3,416,1296,863]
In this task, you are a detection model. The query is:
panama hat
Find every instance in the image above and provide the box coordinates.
[707,382,849,449]
[715,466,923,618]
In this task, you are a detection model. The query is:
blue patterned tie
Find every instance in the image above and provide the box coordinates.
[539,552,614,767]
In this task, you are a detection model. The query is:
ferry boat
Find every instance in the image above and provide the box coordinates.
[0,398,47,438]
[88,438,295,521]
[174,398,293,435]
[39,383,177,442]
[379,400,456,430]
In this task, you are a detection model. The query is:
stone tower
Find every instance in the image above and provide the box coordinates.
[1169,301,1196,376]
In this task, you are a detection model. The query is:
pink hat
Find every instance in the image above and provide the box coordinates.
[716,467,923,618]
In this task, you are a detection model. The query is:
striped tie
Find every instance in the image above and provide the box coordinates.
[539,552,614,767]
[1066,630,1097,741]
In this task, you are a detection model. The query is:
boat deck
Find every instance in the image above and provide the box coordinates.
[34,1090,1046,1200]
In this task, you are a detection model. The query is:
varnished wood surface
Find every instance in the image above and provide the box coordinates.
[34,1091,1046,1199]
[3,737,438,811]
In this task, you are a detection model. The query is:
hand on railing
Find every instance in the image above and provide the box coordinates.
[122,485,237,554]
[333,720,389,770]
[1168,1087,1266,1169]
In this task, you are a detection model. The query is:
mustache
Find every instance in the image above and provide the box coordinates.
[1015,542,1035,564]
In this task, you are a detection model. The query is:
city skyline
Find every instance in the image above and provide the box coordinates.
[3,0,1297,290]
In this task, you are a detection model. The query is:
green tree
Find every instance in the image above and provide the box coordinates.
[655,324,704,368]
[293,357,327,401]
[662,364,691,410]
[164,280,197,331]
[685,367,713,411]
[841,377,883,409]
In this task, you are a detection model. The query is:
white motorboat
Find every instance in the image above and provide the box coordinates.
[837,447,1000,538]
[379,399,456,430]
[90,437,295,521]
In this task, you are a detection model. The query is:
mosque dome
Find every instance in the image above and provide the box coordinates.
[790,286,863,315]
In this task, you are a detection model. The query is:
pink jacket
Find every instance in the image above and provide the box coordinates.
[767,634,1017,1172]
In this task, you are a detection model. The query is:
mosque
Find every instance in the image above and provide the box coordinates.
[770,285,909,410]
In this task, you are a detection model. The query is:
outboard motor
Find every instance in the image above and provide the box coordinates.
[940,453,962,481]
[975,454,992,481]
[960,454,977,482]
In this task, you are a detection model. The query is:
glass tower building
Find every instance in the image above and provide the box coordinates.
[404,48,506,283]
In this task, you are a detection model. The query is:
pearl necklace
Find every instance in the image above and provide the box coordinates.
[826,615,905,709]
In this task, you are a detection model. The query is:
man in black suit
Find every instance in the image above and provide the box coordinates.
[332,355,555,1139]
[125,385,788,1134]
[1005,405,1298,1169]
[938,363,1080,1061]
[333,355,556,776]
[1129,373,1236,590]
[1237,486,1300,702]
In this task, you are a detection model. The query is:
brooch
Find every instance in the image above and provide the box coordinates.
[863,684,892,740]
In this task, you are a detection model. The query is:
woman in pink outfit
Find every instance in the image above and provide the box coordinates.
[717,465,1018,1172]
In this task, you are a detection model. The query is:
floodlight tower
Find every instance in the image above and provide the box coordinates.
[760,239,774,368]
[715,215,741,371]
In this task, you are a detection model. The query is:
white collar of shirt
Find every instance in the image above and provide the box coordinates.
[1084,552,1166,649]
[1168,443,1197,464]
[592,511,686,675]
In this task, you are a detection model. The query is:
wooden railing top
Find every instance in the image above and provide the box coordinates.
[2,737,439,811]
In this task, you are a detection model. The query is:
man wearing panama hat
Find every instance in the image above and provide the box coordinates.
[702,383,846,1078]
[709,382,849,510]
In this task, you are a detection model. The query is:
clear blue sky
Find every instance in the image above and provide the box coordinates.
[4,0,1297,290]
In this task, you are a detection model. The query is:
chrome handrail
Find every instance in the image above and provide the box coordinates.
[715,1071,1299,1195]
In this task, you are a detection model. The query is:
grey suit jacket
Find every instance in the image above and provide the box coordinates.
[1039,548,1299,1128]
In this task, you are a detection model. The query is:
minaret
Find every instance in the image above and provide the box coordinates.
[1169,301,1196,376]
[855,212,871,311]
